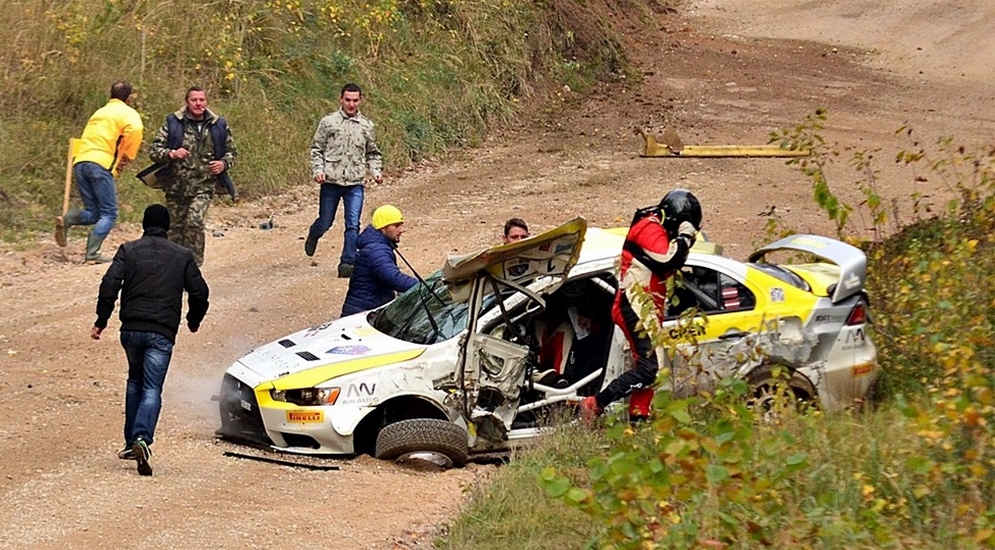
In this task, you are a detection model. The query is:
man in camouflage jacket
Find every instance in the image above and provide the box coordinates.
[306,82,383,278]
[148,86,237,267]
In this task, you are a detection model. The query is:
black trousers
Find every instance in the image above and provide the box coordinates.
[595,297,659,410]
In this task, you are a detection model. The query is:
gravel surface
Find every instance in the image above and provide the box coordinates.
[2,1,993,548]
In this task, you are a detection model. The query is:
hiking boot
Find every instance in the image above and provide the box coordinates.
[304,236,317,257]
[132,439,153,476]
[84,232,111,264]
[54,208,82,248]
[337,263,353,278]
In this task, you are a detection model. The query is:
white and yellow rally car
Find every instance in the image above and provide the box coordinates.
[216,218,878,466]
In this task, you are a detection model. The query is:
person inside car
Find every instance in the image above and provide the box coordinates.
[502,218,530,244]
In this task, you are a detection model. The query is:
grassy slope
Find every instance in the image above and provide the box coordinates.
[0,0,650,239]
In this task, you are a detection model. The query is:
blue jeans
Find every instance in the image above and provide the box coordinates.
[73,161,118,238]
[121,331,174,447]
[307,183,364,265]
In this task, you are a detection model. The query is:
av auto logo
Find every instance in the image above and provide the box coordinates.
[347,382,376,397]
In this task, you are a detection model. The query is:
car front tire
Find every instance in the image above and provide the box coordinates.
[375,418,469,468]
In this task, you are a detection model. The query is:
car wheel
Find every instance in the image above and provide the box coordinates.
[745,365,817,421]
[375,418,469,469]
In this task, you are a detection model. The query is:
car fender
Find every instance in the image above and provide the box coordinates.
[332,387,455,438]
[351,393,465,454]
[329,404,376,437]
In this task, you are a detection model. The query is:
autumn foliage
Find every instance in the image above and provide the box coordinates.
[536,115,994,548]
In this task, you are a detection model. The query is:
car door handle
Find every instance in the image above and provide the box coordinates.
[718,330,749,340]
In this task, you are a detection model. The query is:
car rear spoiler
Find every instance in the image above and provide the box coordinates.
[747,234,867,303]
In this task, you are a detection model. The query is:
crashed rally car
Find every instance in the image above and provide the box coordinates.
[216,218,878,467]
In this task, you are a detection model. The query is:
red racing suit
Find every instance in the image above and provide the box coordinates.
[593,213,692,412]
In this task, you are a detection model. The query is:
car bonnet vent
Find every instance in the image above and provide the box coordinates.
[278,339,296,348]
[296,351,320,361]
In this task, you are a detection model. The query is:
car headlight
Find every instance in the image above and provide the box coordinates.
[270,387,340,406]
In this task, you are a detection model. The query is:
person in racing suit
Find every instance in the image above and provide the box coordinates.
[581,189,702,422]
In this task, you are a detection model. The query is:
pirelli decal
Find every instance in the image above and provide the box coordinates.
[286,410,324,423]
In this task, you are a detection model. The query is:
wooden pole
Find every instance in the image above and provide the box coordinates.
[63,138,77,214]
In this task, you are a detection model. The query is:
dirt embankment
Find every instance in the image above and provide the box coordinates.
[2,1,993,548]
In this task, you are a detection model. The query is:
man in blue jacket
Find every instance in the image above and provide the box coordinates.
[341,205,417,316]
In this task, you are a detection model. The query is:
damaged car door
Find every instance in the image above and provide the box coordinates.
[442,217,588,448]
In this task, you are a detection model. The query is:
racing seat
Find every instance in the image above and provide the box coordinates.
[721,286,742,311]
[530,317,575,385]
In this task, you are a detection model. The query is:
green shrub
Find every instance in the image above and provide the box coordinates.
[772,114,995,546]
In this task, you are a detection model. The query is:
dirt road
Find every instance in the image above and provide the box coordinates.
[2,1,993,548]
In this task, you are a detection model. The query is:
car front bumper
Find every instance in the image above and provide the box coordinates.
[216,372,365,455]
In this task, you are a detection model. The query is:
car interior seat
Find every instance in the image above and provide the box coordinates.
[531,315,575,385]
[556,278,616,394]
[721,285,742,311]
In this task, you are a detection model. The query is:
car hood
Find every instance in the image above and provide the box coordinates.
[231,313,426,388]
[442,216,588,303]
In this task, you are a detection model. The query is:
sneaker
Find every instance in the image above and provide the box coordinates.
[132,439,153,476]
[337,263,353,278]
[118,442,153,460]
[304,236,317,257]
[84,254,112,265]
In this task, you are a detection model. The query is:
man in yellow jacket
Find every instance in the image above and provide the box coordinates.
[55,81,144,263]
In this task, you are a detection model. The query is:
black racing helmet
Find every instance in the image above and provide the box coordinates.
[659,189,702,238]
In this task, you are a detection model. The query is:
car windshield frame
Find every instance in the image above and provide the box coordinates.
[369,270,481,345]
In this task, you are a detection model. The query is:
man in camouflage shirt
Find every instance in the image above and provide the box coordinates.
[306,82,384,278]
[148,86,237,267]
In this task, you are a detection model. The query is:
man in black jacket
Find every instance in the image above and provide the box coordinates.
[93,204,210,476]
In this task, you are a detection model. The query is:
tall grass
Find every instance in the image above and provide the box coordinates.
[0,0,643,239]
[438,422,602,550]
